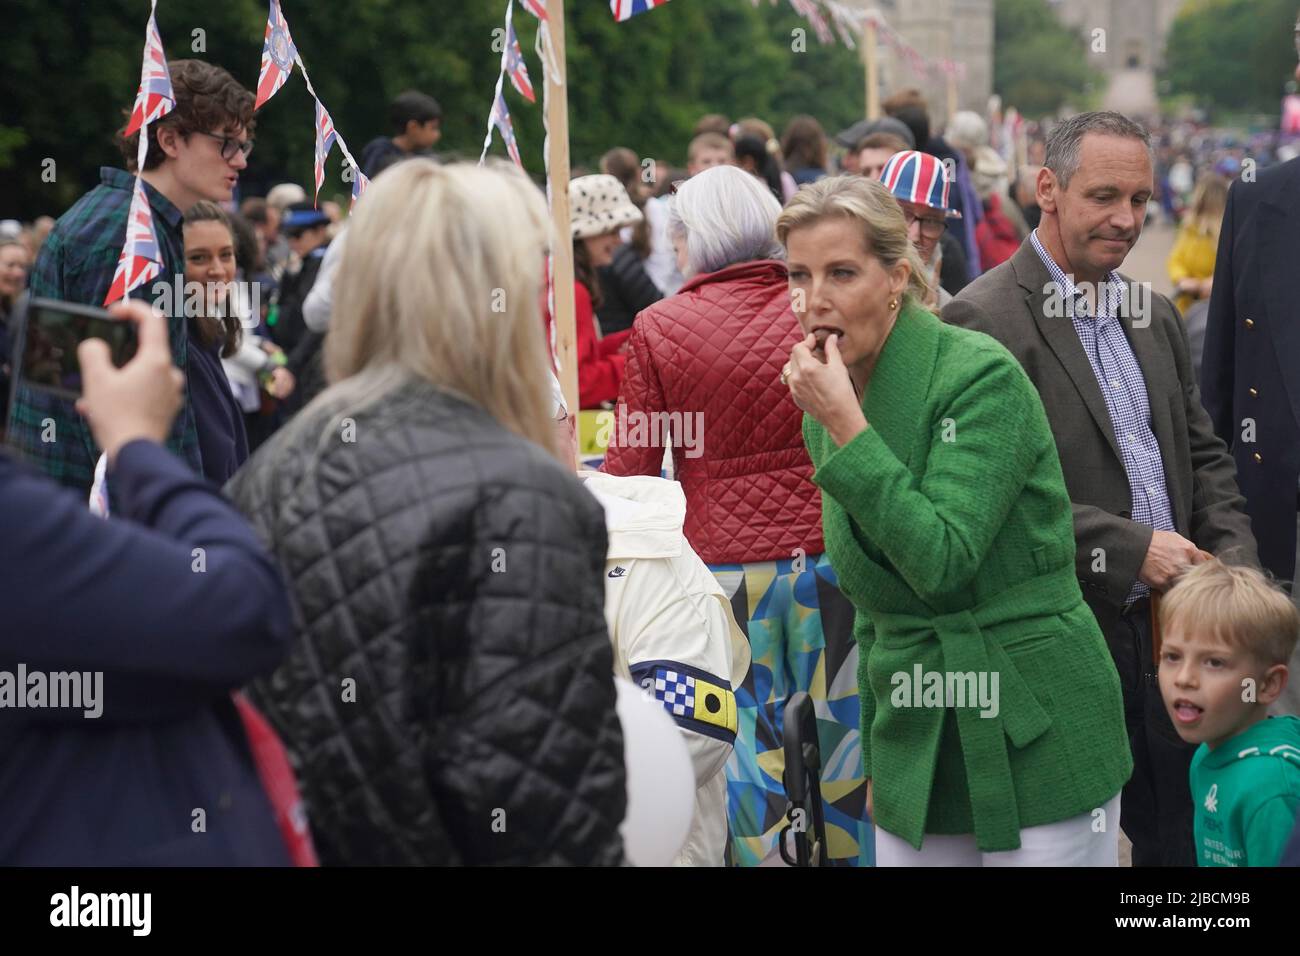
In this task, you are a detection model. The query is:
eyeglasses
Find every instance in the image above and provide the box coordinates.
[194,130,255,161]
[900,207,948,239]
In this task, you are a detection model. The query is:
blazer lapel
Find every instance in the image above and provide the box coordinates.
[1011,244,1124,465]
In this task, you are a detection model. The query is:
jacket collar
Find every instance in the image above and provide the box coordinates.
[677,258,787,296]
[580,472,685,560]
[1009,237,1126,466]
[1197,715,1300,770]
[99,166,183,230]
[1011,235,1182,494]
[860,301,942,471]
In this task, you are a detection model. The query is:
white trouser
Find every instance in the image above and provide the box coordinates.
[874,793,1122,866]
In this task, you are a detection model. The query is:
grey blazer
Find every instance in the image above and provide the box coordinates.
[942,239,1258,640]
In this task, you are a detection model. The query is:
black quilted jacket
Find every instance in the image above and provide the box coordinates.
[227,379,627,865]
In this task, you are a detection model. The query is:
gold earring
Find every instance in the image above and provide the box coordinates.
[889,298,899,311]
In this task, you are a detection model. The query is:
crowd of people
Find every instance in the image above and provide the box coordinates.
[3,41,1300,869]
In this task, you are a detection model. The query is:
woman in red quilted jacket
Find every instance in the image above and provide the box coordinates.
[601,165,866,866]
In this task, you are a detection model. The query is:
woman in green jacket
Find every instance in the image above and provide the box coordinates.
[777,176,1132,865]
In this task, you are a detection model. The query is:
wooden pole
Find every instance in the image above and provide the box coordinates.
[546,1,578,427]
[863,17,879,120]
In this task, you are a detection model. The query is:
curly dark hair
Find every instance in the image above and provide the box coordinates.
[118,60,255,172]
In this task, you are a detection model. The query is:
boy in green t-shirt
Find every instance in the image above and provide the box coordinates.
[1158,559,1300,866]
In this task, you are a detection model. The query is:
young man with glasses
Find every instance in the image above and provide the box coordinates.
[9,59,255,492]
[874,150,963,310]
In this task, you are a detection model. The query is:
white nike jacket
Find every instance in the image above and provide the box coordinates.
[582,472,751,866]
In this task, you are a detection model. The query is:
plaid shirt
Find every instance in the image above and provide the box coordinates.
[1031,229,1175,603]
[8,167,200,492]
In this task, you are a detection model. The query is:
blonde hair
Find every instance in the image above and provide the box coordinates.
[688,132,733,165]
[1161,558,1300,666]
[1186,173,1228,239]
[312,159,557,456]
[775,175,930,305]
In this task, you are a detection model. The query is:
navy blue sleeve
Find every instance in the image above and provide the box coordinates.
[1200,177,1238,443]
[0,440,293,721]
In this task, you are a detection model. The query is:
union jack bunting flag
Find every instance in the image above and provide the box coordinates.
[789,0,833,44]
[490,91,523,168]
[103,179,162,305]
[255,0,297,109]
[123,9,174,137]
[610,0,672,22]
[504,22,535,103]
[520,0,548,20]
[313,99,337,203]
[349,166,371,213]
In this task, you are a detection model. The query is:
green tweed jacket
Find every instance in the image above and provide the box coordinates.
[803,303,1132,852]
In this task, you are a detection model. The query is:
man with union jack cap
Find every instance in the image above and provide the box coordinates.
[876,149,962,310]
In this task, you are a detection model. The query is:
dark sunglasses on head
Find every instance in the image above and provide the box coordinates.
[194,130,255,161]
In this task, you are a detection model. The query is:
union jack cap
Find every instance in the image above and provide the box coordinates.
[878,150,962,219]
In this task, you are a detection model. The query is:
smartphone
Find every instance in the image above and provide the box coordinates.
[16,297,139,401]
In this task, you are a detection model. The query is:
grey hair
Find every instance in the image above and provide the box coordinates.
[668,165,785,278]
[945,111,988,153]
[1045,111,1152,189]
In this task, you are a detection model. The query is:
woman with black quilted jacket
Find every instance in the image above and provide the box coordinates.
[227,160,628,866]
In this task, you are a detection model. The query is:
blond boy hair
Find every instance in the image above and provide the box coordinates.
[1161,558,1300,667]
[687,132,734,165]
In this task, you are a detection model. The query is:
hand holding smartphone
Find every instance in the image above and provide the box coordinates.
[11,297,183,463]
[74,301,184,463]
[17,297,139,401]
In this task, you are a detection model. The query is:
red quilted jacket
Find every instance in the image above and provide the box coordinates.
[544,282,630,409]
[601,259,824,564]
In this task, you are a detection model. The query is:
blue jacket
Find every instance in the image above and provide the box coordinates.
[1202,157,1300,584]
[0,440,294,865]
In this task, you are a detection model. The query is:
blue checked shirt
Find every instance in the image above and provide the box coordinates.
[1030,230,1175,603]
[8,168,200,492]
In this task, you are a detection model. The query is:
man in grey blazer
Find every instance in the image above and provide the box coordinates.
[943,111,1258,867]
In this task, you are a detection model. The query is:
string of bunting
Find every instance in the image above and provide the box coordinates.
[609,0,966,82]
[104,0,174,306]
[477,0,562,368]
[252,0,371,211]
[478,0,531,168]
[750,0,968,82]
[105,0,373,307]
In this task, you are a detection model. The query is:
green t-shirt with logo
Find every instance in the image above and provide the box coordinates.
[1189,716,1300,866]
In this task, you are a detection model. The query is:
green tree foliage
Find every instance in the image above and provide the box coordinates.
[0,0,870,220]
[993,0,1104,118]
[1163,0,1298,118]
